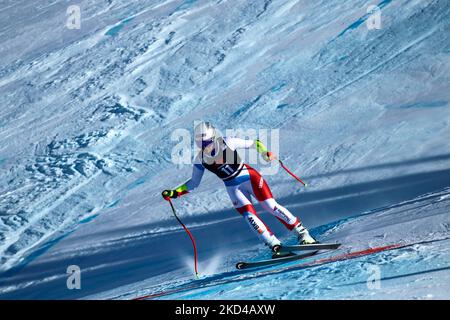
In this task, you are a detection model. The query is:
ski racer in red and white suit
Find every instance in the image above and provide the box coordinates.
[162,123,316,253]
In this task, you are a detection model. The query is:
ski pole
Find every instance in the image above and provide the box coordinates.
[164,195,199,278]
[278,159,308,187]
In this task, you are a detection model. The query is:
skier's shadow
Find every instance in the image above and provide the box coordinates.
[280,166,450,228]
[303,153,450,180]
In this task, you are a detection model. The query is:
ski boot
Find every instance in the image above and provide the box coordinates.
[267,236,296,259]
[294,223,317,245]
[266,235,289,259]
[266,234,281,250]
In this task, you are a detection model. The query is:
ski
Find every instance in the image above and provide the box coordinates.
[235,250,319,270]
[277,243,341,253]
[235,243,341,270]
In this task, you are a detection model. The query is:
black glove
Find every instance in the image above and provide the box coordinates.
[162,189,179,200]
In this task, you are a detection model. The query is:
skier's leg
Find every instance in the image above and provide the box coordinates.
[259,197,317,245]
[237,205,281,248]
[226,183,280,248]
[260,198,300,230]
[245,164,317,244]
[244,164,299,229]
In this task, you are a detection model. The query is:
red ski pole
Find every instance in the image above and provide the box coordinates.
[165,196,199,278]
[278,159,308,187]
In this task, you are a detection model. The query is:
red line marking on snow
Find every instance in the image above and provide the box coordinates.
[303,244,404,267]
[134,284,196,300]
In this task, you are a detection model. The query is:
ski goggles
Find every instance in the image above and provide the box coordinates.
[196,138,215,149]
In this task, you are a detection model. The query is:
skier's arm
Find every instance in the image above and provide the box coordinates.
[225,137,255,149]
[179,164,205,192]
[162,164,205,200]
[225,138,275,161]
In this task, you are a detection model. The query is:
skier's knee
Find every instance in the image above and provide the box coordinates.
[262,198,278,212]
[236,204,256,215]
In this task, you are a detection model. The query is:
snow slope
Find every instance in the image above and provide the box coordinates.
[106,188,450,300]
[0,0,449,299]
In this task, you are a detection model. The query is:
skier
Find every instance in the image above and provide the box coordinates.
[162,122,316,256]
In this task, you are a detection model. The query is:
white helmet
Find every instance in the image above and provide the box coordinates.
[194,121,216,149]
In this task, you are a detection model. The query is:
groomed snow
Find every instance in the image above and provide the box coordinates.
[0,0,449,299]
